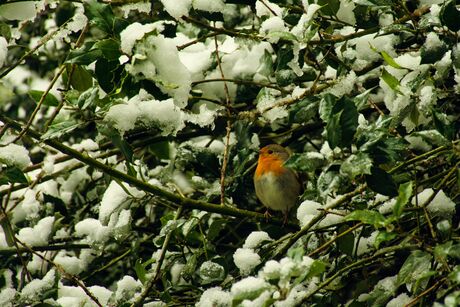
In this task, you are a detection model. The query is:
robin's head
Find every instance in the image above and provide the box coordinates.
[258,144,290,162]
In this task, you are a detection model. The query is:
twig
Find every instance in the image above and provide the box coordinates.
[405,277,447,307]
[308,222,363,257]
[0,243,90,256]
[214,33,232,205]
[192,78,284,92]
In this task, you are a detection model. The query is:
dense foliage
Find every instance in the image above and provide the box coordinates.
[0,0,459,306]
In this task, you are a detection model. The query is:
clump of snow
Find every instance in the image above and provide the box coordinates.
[0,37,7,68]
[160,0,191,19]
[120,2,151,18]
[435,50,452,79]
[120,22,156,55]
[75,218,110,244]
[260,260,282,280]
[260,16,287,43]
[193,0,225,12]
[255,0,283,17]
[387,293,412,307]
[297,200,322,227]
[378,198,397,215]
[20,269,56,303]
[231,276,270,300]
[243,231,273,249]
[234,248,261,275]
[99,180,144,224]
[127,35,191,107]
[256,89,288,121]
[424,32,444,51]
[336,0,356,24]
[105,91,186,136]
[0,288,16,306]
[17,216,54,246]
[325,71,357,98]
[58,284,112,307]
[114,275,142,303]
[412,189,456,216]
[196,287,232,307]
[0,143,32,168]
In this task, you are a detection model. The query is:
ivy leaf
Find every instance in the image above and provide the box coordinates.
[0,166,28,184]
[392,181,413,218]
[93,38,121,61]
[365,166,398,197]
[397,250,433,291]
[345,209,386,228]
[326,96,359,149]
[84,0,115,35]
[289,96,319,123]
[285,152,326,172]
[28,90,59,107]
[66,43,102,65]
[266,31,298,42]
[440,0,460,32]
[67,64,93,91]
[42,119,83,140]
[340,152,373,179]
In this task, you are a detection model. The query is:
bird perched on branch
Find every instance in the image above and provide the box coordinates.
[253,144,302,223]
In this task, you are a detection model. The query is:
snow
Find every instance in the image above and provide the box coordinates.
[325,71,357,98]
[412,189,456,216]
[435,50,452,79]
[255,0,283,17]
[196,287,232,307]
[260,260,282,280]
[256,89,288,121]
[126,35,192,107]
[356,230,378,256]
[243,231,272,249]
[387,293,412,307]
[297,200,322,228]
[20,269,55,303]
[230,276,269,298]
[114,275,142,303]
[336,0,356,25]
[58,284,112,306]
[160,0,191,19]
[233,248,261,275]
[54,251,85,275]
[193,0,225,12]
[99,180,143,224]
[120,22,156,55]
[274,284,307,307]
[120,1,151,18]
[105,91,186,136]
[0,37,7,68]
[260,16,287,43]
[0,288,16,306]
[75,218,110,244]
[17,216,54,246]
[424,32,443,51]
[0,143,32,168]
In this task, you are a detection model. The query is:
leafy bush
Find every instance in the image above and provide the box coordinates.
[0,0,459,306]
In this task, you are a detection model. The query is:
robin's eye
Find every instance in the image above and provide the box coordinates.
[267,150,273,154]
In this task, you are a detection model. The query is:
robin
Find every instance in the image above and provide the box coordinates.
[253,144,302,223]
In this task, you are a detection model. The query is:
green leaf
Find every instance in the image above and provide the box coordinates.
[266,31,298,42]
[319,93,337,121]
[318,0,340,16]
[432,109,455,141]
[68,65,93,91]
[28,90,59,107]
[285,152,325,172]
[397,250,433,290]
[380,50,404,69]
[0,166,28,184]
[448,265,460,284]
[67,45,102,65]
[42,119,83,140]
[84,0,115,34]
[275,69,296,87]
[374,230,397,249]
[134,259,147,284]
[440,0,460,32]
[326,96,359,149]
[381,68,401,93]
[340,152,373,179]
[289,96,319,123]
[336,225,355,257]
[344,210,386,228]
[365,166,398,197]
[258,49,274,76]
[77,87,99,110]
[392,181,412,218]
[93,38,121,61]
